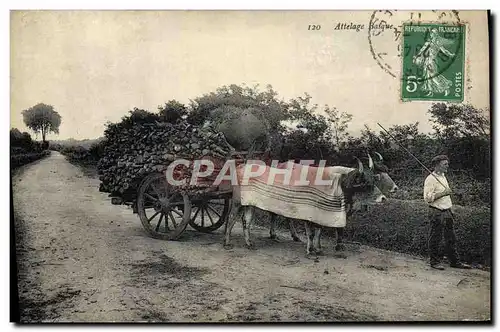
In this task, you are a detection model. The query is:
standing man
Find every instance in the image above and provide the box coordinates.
[424,155,471,270]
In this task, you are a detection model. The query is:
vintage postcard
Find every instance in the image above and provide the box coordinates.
[10,10,491,323]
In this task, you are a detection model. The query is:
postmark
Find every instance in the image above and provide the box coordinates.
[401,23,465,102]
[368,10,462,79]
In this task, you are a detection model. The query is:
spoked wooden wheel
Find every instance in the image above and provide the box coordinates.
[137,173,191,240]
[188,197,230,233]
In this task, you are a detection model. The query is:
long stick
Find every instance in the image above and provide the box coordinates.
[376,123,448,188]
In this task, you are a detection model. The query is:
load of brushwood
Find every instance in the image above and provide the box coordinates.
[209,106,270,152]
[97,108,235,203]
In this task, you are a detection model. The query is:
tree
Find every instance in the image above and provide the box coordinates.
[428,103,490,139]
[116,108,160,129]
[22,103,61,142]
[281,94,334,161]
[187,84,289,155]
[379,122,428,147]
[359,126,384,151]
[10,128,33,149]
[324,106,353,150]
[428,103,490,178]
[158,100,188,123]
[187,84,288,130]
[377,122,434,168]
[286,94,330,139]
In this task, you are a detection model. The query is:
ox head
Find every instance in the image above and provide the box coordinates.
[341,152,398,206]
[367,152,398,196]
[340,157,375,195]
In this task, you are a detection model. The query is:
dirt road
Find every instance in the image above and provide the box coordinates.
[13,152,491,322]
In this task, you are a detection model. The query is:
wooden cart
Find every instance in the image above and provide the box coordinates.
[134,150,268,240]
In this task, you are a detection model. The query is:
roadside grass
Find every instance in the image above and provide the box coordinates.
[11,151,51,170]
[254,199,491,268]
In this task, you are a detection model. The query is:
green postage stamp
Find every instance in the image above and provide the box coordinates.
[401,23,466,102]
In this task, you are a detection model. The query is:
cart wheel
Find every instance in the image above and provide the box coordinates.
[137,173,191,240]
[188,197,230,233]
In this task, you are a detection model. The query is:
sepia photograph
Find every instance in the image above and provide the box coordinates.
[10,9,491,323]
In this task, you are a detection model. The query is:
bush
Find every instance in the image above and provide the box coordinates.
[11,146,28,155]
[390,169,490,207]
[49,142,64,151]
[10,128,34,151]
[116,108,160,129]
[214,106,269,151]
[59,142,104,165]
[11,151,51,169]
[10,127,51,169]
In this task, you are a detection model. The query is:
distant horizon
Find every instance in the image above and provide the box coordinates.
[11,86,452,141]
[10,115,441,143]
[10,89,447,141]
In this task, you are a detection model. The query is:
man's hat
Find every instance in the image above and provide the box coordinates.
[431,155,449,167]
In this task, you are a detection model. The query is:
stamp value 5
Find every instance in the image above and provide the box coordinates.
[401,23,465,102]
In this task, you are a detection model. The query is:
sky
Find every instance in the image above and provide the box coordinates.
[10,10,490,140]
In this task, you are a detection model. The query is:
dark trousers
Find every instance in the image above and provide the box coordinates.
[428,207,459,265]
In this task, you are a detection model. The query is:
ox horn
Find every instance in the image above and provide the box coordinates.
[367,153,374,170]
[374,151,383,162]
[355,157,364,173]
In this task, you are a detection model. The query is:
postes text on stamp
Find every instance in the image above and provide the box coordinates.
[401,23,465,102]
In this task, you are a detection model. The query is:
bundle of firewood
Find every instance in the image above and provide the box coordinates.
[97,120,234,202]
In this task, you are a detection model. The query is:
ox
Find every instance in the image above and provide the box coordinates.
[223,153,395,256]
[269,152,397,253]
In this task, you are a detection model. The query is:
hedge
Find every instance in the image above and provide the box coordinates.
[11,151,51,170]
[390,169,491,207]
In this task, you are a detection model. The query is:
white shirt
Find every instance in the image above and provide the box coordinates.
[423,172,452,210]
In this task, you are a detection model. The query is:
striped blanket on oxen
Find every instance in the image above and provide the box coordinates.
[235,162,353,228]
